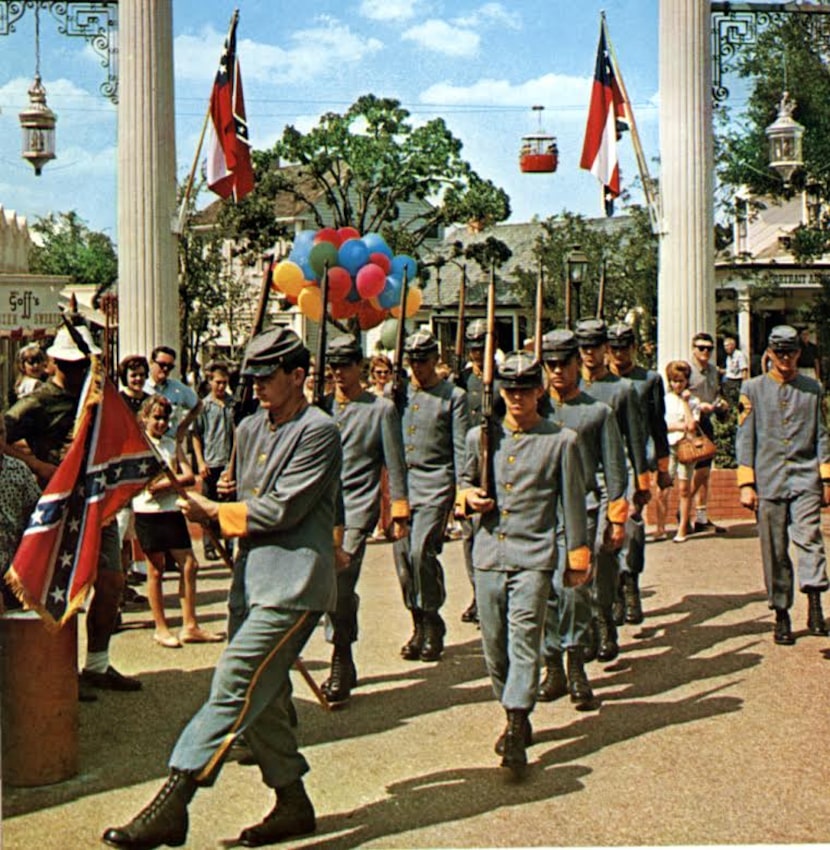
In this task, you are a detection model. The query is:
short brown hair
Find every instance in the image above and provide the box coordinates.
[665,360,691,383]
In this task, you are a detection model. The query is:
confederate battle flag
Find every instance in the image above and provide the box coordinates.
[6,373,161,628]
[206,10,255,201]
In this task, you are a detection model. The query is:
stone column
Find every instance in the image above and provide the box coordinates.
[657,0,715,370]
[117,0,178,361]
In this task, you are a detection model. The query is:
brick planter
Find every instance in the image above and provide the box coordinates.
[646,467,744,525]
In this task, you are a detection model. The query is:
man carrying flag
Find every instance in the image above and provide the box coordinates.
[4,318,161,701]
[206,10,255,202]
[580,15,629,216]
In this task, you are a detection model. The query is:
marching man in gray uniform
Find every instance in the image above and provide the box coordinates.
[574,318,650,662]
[607,322,672,624]
[394,329,469,663]
[458,352,590,773]
[323,335,410,706]
[539,329,628,710]
[736,325,830,645]
[103,328,343,849]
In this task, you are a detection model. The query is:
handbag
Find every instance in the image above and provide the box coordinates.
[675,425,716,465]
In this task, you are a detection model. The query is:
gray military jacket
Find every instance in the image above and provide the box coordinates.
[459,419,590,573]
[736,372,830,499]
[219,404,341,612]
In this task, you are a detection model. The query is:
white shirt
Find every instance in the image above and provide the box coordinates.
[724,348,748,380]
[665,392,700,447]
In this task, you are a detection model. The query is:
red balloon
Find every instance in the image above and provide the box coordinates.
[314,227,341,248]
[369,252,391,274]
[330,298,359,320]
[337,226,361,242]
[326,266,352,301]
[355,263,387,299]
[357,301,387,330]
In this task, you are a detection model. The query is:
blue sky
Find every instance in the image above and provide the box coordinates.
[0,1,668,243]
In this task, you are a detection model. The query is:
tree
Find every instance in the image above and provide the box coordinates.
[28,211,117,290]
[266,94,510,252]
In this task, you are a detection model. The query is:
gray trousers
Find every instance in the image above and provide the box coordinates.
[393,500,450,612]
[758,491,829,609]
[475,568,550,711]
[170,603,320,790]
[325,527,368,645]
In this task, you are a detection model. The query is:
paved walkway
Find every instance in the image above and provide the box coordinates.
[4,519,830,848]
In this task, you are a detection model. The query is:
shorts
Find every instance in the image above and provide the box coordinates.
[134,511,192,555]
[668,449,696,483]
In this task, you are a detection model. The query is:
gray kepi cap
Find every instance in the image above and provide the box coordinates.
[574,318,608,347]
[326,334,363,365]
[767,325,800,352]
[542,329,579,360]
[465,319,487,348]
[240,327,307,377]
[404,329,439,361]
[607,322,636,349]
[497,351,542,388]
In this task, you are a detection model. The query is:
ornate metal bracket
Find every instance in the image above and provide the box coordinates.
[712,2,830,103]
[0,2,118,104]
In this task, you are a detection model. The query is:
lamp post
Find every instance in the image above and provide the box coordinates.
[565,245,589,328]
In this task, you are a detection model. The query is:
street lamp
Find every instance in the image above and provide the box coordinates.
[765,91,804,187]
[565,245,589,327]
[18,6,56,176]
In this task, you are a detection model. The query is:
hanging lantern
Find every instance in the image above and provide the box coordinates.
[19,7,56,176]
[765,91,803,187]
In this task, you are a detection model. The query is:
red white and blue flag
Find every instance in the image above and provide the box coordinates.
[206,11,255,202]
[6,375,161,628]
[580,20,629,215]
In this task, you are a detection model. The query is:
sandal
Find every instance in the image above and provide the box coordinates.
[180,628,225,644]
[673,535,687,544]
[153,632,182,649]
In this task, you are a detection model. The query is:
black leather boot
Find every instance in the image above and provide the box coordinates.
[461,597,479,623]
[321,643,357,706]
[400,609,425,660]
[500,709,530,771]
[237,779,316,847]
[536,650,568,702]
[773,607,795,645]
[806,589,829,636]
[102,769,197,849]
[494,713,533,755]
[611,581,625,626]
[623,572,644,625]
[596,609,619,662]
[566,646,596,711]
[420,611,446,661]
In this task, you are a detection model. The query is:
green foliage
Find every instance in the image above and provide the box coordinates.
[713,409,738,469]
[267,93,510,251]
[29,211,117,288]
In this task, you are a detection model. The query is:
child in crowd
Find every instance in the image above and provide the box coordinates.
[659,360,700,543]
[12,343,47,402]
[133,394,222,648]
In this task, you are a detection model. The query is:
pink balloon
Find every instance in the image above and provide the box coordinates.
[355,263,387,299]
[325,266,352,301]
[369,252,391,274]
[338,226,361,242]
[314,227,341,248]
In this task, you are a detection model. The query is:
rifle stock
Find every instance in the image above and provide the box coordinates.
[392,267,410,413]
[534,264,544,363]
[454,264,467,374]
[479,265,496,496]
[313,263,331,409]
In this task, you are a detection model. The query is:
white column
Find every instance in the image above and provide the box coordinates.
[117,0,178,361]
[737,288,752,365]
[657,0,715,371]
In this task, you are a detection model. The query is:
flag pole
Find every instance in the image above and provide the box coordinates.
[602,13,661,234]
[174,9,239,236]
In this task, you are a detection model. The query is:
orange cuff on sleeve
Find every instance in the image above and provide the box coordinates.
[820,463,830,481]
[736,465,756,488]
[333,526,344,548]
[218,502,248,538]
[568,546,591,572]
[657,456,670,473]
[391,499,410,520]
[455,488,476,518]
[607,498,629,525]
[637,472,652,492]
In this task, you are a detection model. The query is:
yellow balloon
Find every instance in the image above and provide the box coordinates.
[273,261,305,297]
[405,286,423,318]
[298,285,323,322]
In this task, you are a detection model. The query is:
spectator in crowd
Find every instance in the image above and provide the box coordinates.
[720,336,748,405]
[798,327,822,382]
[12,343,46,402]
[368,354,395,540]
[192,362,236,562]
[144,345,202,440]
[118,355,150,415]
[133,394,222,649]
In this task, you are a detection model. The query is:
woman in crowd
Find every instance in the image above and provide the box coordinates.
[118,355,151,415]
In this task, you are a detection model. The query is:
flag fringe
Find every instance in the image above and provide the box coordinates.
[4,568,94,631]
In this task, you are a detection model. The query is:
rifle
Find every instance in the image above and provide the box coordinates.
[233,254,274,424]
[312,263,331,410]
[454,263,467,376]
[392,267,410,414]
[596,259,606,320]
[534,262,544,364]
[479,264,496,496]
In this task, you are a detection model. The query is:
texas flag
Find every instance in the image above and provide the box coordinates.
[580,21,629,213]
[5,374,162,628]
[206,11,255,201]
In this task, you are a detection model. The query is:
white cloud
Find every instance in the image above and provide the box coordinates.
[175,20,383,85]
[402,20,480,57]
[359,0,423,22]
[453,3,521,31]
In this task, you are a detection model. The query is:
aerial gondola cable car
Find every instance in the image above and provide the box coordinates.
[519,104,558,174]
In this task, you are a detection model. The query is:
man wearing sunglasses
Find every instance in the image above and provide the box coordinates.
[736,325,830,646]
[145,345,201,440]
[688,332,729,535]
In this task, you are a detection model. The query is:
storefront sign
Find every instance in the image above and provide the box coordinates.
[0,279,63,332]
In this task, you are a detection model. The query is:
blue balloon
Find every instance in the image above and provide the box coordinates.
[362,232,393,259]
[293,230,315,251]
[337,239,370,276]
[299,258,315,281]
[391,254,418,281]
[377,275,402,309]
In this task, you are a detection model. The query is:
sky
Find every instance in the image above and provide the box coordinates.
[0,1,670,244]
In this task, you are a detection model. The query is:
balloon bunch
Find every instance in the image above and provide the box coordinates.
[271,227,423,330]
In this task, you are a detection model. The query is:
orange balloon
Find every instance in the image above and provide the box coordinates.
[390,286,423,319]
[298,285,323,322]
